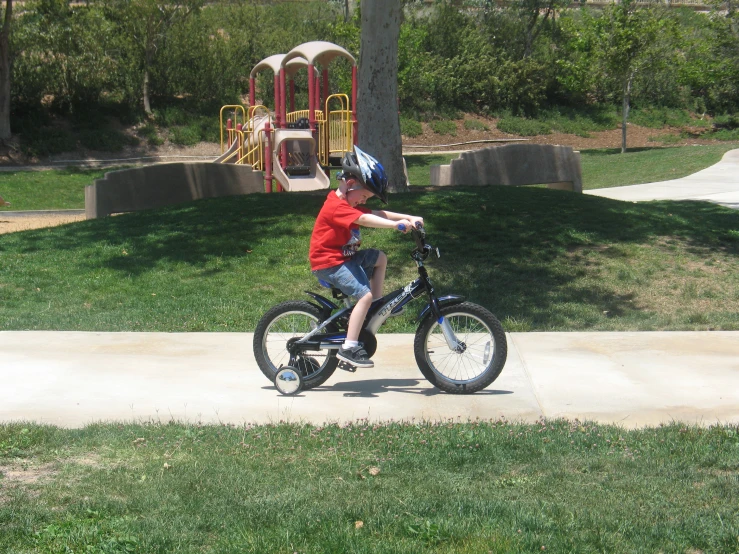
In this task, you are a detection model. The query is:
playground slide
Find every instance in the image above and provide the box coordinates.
[215,113,271,164]
[271,129,330,192]
[214,137,240,163]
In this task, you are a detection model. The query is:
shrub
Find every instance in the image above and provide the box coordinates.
[78,129,139,152]
[170,124,201,146]
[429,120,456,136]
[496,117,551,136]
[138,123,164,146]
[463,119,489,131]
[629,107,694,129]
[400,117,423,138]
[710,128,739,141]
[21,127,77,157]
[647,133,684,144]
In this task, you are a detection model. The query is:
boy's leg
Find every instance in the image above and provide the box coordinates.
[347,291,373,342]
[370,252,387,299]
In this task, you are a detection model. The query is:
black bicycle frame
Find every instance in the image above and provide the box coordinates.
[289,246,464,359]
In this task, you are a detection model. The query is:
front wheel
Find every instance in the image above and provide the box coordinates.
[414,302,507,394]
[253,301,338,390]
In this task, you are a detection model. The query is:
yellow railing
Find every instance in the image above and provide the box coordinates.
[219,105,246,154]
[326,94,353,161]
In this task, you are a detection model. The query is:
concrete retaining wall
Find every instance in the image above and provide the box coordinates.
[85,162,265,219]
[430,144,582,192]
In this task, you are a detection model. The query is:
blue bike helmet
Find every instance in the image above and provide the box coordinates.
[338,146,388,204]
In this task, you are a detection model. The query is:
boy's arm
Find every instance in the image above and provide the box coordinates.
[355,213,410,230]
[371,209,424,228]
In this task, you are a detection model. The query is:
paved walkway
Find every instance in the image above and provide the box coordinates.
[1,331,737,429]
[586,148,739,209]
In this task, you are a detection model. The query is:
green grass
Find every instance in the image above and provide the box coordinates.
[0,167,113,211]
[579,144,738,189]
[1,420,738,553]
[404,144,738,188]
[1,185,737,332]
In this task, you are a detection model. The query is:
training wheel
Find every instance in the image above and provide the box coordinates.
[274,366,303,395]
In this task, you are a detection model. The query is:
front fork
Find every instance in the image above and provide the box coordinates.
[420,268,466,354]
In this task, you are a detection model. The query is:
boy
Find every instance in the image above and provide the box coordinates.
[309,146,424,368]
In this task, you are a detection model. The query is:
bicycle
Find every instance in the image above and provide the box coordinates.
[252,224,507,395]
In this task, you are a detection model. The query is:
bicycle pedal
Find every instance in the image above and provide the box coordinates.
[338,361,357,373]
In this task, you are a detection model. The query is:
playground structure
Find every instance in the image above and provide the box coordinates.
[217,41,357,193]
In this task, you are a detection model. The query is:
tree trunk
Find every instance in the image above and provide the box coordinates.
[621,73,633,154]
[357,0,408,194]
[143,68,152,115]
[0,0,13,141]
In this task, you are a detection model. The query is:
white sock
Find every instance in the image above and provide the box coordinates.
[343,340,359,348]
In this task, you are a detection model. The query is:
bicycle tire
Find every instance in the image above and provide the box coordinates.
[253,301,338,390]
[414,302,507,394]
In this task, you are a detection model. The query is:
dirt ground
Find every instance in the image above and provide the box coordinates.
[0,114,733,235]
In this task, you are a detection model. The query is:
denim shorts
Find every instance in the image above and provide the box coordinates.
[312,249,380,299]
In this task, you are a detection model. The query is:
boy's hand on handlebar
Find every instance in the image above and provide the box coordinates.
[396,219,412,233]
[410,217,424,229]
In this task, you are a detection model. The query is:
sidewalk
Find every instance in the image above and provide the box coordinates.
[586,149,739,209]
[2,331,737,429]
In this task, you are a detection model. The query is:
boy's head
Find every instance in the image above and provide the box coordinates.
[337,146,388,204]
[342,177,375,207]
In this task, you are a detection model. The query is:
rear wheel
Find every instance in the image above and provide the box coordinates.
[414,302,507,394]
[253,301,338,390]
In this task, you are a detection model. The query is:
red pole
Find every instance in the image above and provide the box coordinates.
[264,120,272,193]
[279,69,287,171]
[290,79,295,112]
[351,65,358,145]
[249,77,255,108]
[273,74,281,130]
[308,65,316,132]
[322,68,329,114]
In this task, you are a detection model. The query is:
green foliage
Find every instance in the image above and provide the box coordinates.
[496,116,552,136]
[400,117,423,138]
[6,0,739,147]
[137,122,164,146]
[630,107,695,129]
[428,120,456,136]
[78,129,139,152]
[169,125,201,146]
[463,119,489,131]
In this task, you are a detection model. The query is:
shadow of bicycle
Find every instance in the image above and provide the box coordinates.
[312,378,513,398]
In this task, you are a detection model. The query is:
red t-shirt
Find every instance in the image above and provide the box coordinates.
[309,191,371,271]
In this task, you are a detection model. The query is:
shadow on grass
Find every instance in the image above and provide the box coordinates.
[1,185,736,330]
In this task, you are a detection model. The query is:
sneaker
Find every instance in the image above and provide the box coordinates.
[337,345,374,368]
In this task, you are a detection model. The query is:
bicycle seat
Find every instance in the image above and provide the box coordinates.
[317,278,348,301]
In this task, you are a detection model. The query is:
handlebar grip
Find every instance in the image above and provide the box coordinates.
[415,221,423,229]
[397,223,406,232]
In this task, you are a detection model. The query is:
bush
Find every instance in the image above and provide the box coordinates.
[137,123,164,146]
[541,107,619,137]
[463,119,489,131]
[400,117,423,138]
[170,124,202,146]
[629,107,694,129]
[21,127,77,157]
[709,128,739,141]
[78,128,139,152]
[496,117,551,136]
[429,120,456,136]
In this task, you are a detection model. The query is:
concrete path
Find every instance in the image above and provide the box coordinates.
[586,149,739,209]
[1,331,737,429]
